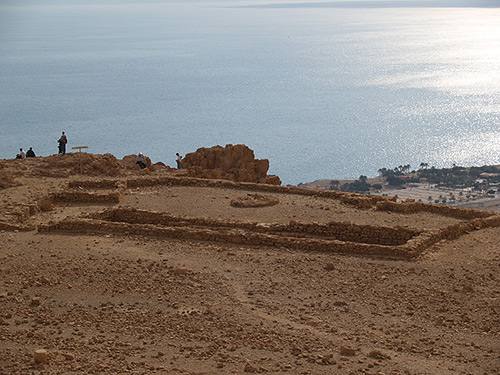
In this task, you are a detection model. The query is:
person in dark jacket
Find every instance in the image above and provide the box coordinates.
[58,131,67,155]
[26,147,36,158]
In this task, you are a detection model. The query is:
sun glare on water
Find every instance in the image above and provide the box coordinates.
[367,8,500,95]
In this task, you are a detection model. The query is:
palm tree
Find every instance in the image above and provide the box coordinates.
[378,168,387,176]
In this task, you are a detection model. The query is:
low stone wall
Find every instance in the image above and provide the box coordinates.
[65,175,497,222]
[375,200,493,219]
[0,221,35,232]
[50,191,121,204]
[124,176,392,210]
[284,220,419,246]
[62,175,499,224]
[398,214,500,256]
[67,174,496,222]
[124,176,500,221]
[2,202,48,225]
[20,174,498,257]
[92,208,419,246]
[38,175,389,215]
[40,206,500,258]
[69,179,121,189]
[37,218,411,258]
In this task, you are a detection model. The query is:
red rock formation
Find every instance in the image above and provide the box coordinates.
[182,144,281,185]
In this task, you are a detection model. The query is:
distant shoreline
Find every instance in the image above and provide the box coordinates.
[298,164,500,213]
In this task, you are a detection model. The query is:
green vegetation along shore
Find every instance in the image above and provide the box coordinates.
[299,164,500,209]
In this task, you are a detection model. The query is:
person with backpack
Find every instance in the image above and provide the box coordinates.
[58,131,67,155]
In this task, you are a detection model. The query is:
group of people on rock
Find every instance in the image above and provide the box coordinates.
[16,131,67,159]
[15,130,183,171]
[16,147,35,159]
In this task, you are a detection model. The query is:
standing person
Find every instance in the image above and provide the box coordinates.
[58,131,67,155]
[136,153,146,169]
[16,148,26,159]
[26,147,36,158]
[176,153,182,169]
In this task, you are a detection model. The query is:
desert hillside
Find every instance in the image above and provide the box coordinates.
[1,152,499,374]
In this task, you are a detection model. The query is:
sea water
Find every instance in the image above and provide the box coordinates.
[1,0,499,184]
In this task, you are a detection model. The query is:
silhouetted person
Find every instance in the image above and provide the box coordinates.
[58,131,67,155]
[176,153,182,169]
[26,147,36,158]
[16,148,26,159]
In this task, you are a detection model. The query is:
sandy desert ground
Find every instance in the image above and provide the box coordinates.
[1,154,499,375]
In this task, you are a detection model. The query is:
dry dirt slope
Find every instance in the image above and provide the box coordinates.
[1,228,499,375]
[0,154,499,374]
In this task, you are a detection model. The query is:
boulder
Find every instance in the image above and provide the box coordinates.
[34,349,49,363]
[121,154,153,170]
[183,144,281,185]
[339,346,356,356]
[38,198,55,212]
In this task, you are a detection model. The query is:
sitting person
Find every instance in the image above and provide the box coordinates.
[26,147,36,158]
[16,148,26,159]
[136,153,146,169]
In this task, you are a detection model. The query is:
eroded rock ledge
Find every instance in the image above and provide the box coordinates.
[183,144,281,185]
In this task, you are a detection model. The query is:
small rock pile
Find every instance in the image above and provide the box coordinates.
[230,194,280,208]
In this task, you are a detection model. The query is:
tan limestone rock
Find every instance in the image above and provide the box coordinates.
[340,346,356,356]
[34,349,49,363]
[183,144,281,185]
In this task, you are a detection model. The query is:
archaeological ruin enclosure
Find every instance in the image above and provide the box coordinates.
[9,175,495,259]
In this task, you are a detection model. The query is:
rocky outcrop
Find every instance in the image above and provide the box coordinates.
[0,153,170,180]
[182,144,281,185]
[0,153,124,178]
[42,153,124,177]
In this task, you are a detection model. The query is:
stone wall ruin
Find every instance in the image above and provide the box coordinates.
[10,174,496,259]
